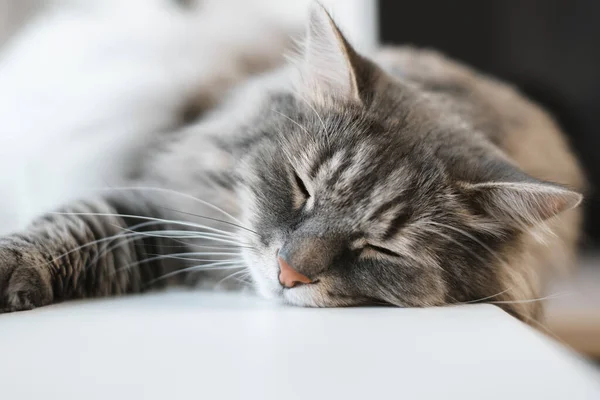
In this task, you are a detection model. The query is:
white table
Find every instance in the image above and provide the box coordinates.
[1,291,599,399]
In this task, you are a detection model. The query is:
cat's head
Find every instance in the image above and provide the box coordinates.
[233,5,582,318]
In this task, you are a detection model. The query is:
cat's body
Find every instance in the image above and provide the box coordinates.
[0,6,584,323]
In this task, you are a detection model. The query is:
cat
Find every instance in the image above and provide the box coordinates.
[0,4,585,324]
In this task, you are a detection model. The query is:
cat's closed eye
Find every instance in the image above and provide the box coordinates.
[293,171,310,199]
[363,244,401,258]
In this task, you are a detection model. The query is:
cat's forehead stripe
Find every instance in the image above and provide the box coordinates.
[308,146,335,178]
[382,209,413,240]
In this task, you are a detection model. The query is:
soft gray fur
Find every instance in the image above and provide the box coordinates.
[0,5,584,323]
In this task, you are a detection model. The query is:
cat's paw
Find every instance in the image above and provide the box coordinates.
[0,240,54,313]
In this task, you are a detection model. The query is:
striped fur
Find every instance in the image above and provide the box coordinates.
[0,5,584,322]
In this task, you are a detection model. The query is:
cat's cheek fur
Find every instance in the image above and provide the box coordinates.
[241,245,283,300]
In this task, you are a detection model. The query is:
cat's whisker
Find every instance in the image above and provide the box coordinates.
[145,254,241,264]
[51,211,241,239]
[98,229,250,251]
[118,228,240,241]
[215,268,250,287]
[40,217,251,273]
[132,242,244,250]
[170,251,240,257]
[418,225,490,266]
[462,288,513,304]
[424,221,508,276]
[99,219,251,247]
[115,224,254,249]
[87,230,209,272]
[38,230,148,271]
[120,219,245,241]
[112,252,244,276]
[81,214,250,270]
[88,228,237,266]
[236,271,253,283]
[158,206,259,237]
[430,219,535,298]
[419,223,519,305]
[124,230,250,247]
[489,291,572,305]
[179,241,253,250]
[145,262,244,286]
[85,233,142,270]
[421,221,509,271]
[100,220,195,258]
[96,186,245,226]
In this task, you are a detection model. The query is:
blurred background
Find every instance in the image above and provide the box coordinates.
[0,0,598,360]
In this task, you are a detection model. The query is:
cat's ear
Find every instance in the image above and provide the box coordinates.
[461,180,582,227]
[296,3,364,103]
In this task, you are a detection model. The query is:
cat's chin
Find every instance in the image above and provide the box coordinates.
[251,272,326,308]
[281,286,324,307]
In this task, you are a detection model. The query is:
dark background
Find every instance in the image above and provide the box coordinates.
[379,0,600,248]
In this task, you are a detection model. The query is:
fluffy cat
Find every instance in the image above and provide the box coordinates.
[0,5,585,323]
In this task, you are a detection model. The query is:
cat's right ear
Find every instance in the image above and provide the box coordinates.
[293,3,369,104]
[461,180,582,228]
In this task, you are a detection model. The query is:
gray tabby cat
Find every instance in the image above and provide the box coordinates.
[0,5,585,323]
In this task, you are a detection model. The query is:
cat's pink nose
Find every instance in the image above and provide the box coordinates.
[278,256,312,288]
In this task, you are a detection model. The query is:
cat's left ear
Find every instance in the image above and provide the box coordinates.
[296,3,370,103]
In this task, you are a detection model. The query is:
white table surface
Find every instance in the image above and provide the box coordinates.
[1,291,599,400]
